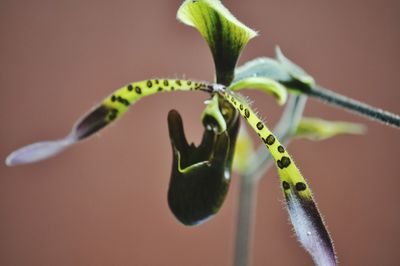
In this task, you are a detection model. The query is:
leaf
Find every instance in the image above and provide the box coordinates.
[295,117,366,140]
[177,0,257,85]
[218,88,337,265]
[5,79,207,166]
[275,46,315,87]
[234,48,316,93]
[229,77,288,105]
[234,57,292,83]
[167,101,240,226]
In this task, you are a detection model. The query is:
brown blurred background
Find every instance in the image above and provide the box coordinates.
[1,0,399,265]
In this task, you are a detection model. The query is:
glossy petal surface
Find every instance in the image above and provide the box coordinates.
[167,100,239,225]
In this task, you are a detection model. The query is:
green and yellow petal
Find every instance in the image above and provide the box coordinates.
[177,0,257,85]
[217,88,337,265]
[5,79,208,166]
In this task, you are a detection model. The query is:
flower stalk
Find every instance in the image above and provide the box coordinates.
[5,1,399,265]
[306,85,400,128]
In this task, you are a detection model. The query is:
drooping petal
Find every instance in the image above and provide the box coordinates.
[217,87,337,265]
[229,77,288,105]
[5,79,208,166]
[177,0,257,85]
[286,191,337,265]
[295,117,366,141]
[167,98,240,226]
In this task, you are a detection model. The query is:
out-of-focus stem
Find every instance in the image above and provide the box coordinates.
[307,85,400,128]
[234,95,307,266]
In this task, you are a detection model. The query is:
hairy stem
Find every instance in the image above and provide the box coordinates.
[234,95,307,266]
[307,85,400,128]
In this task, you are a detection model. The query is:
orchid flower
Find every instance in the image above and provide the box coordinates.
[7,1,400,265]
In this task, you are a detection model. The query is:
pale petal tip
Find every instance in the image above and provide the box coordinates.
[5,138,75,166]
[287,194,337,266]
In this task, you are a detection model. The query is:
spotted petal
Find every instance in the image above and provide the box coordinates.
[217,88,337,265]
[5,79,208,166]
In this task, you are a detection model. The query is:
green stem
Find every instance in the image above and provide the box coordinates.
[308,85,400,128]
[234,176,258,266]
[234,95,307,266]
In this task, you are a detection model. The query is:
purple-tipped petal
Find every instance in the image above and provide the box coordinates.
[5,136,75,166]
[6,79,209,166]
[286,192,337,266]
[219,89,337,264]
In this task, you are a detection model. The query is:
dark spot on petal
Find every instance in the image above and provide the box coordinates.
[176,80,182,86]
[244,109,250,118]
[127,84,133,91]
[117,96,130,106]
[277,156,291,169]
[163,80,169,86]
[278,145,285,153]
[265,134,275,145]
[135,86,142,94]
[256,122,264,130]
[111,95,116,102]
[108,108,119,121]
[147,80,153,88]
[282,181,290,190]
[295,182,307,191]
